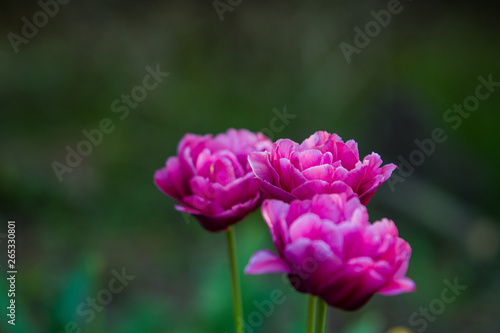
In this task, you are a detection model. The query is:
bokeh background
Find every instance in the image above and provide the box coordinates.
[1,1,499,332]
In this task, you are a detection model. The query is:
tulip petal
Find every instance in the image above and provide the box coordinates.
[284,238,341,294]
[289,213,323,242]
[195,194,261,232]
[300,131,333,149]
[182,195,223,215]
[166,156,191,197]
[345,139,359,161]
[301,165,336,183]
[255,178,297,203]
[378,277,416,295]
[261,199,291,253]
[323,140,358,170]
[174,204,200,215]
[289,213,344,255]
[248,152,274,184]
[291,180,330,199]
[297,149,323,170]
[217,173,260,208]
[343,165,368,193]
[286,199,314,225]
[278,158,295,192]
[328,181,353,198]
[154,167,183,201]
[272,139,298,160]
[189,176,221,201]
[245,250,292,274]
[339,259,392,310]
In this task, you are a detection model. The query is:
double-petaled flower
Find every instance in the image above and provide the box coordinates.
[245,194,415,311]
[155,129,272,232]
[248,131,396,205]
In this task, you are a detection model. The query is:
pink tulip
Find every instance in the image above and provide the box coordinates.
[155,129,272,232]
[245,194,415,311]
[248,131,397,205]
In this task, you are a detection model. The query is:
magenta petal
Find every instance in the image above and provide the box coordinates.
[210,128,270,158]
[345,139,359,160]
[329,181,353,197]
[343,165,368,193]
[340,268,388,310]
[319,270,360,307]
[217,173,259,209]
[190,176,221,201]
[289,212,343,254]
[255,178,297,203]
[245,250,292,275]
[297,149,323,170]
[284,238,341,294]
[362,152,384,170]
[309,194,344,223]
[194,148,213,173]
[177,133,211,155]
[337,146,358,170]
[174,204,200,215]
[291,180,330,199]
[290,165,307,189]
[358,190,376,205]
[154,167,183,201]
[261,199,290,229]
[248,152,275,183]
[289,213,323,242]
[261,199,291,253]
[380,162,397,179]
[196,193,261,232]
[300,131,332,149]
[286,200,314,226]
[378,277,416,295]
[360,173,388,193]
[182,195,224,215]
[272,139,298,160]
[301,164,335,182]
[278,158,295,192]
[166,157,191,197]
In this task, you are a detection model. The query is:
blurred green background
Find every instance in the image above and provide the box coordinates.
[1,1,499,332]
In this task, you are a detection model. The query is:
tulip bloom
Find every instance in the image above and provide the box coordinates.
[248,131,396,205]
[245,194,415,311]
[155,129,272,232]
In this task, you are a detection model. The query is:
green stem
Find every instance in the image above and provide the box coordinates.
[315,298,327,333]
[227,226,243,333]
[307,295,317,333]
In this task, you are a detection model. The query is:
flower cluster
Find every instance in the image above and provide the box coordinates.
[155,128,414,312]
